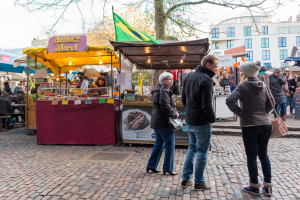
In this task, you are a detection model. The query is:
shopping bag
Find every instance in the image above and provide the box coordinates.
[270,117,288,138]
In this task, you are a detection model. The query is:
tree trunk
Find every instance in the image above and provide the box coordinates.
[151,0,165,91]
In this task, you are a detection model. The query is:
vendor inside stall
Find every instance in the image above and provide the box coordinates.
[76,72,89,91]
[91,75,108,96]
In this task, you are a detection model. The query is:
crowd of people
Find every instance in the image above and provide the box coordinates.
[146,55,299,197]
[0,81,25,130]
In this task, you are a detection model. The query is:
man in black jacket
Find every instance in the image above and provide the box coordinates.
[181,55,218,190]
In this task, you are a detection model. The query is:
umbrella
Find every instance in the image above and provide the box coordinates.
[0,49,27,73]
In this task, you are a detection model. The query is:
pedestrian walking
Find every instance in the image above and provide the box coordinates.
[282,71,289,116]
[180,55,217,190]
[146,72,179,176]
[269,69,286,120]
[257,66,270,86]
[288,72,297,115]
[226,60,275,197]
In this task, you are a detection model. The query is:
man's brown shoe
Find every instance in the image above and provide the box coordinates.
[194,182,212,190]
[181,180,193,187]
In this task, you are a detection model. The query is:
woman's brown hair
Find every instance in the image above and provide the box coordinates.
[95,75,107,87]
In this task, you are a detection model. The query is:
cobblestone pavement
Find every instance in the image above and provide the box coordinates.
[0,128,299,200]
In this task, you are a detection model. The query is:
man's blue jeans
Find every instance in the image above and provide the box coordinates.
[242,125,272,184]
[182,124,212,185]
[147,128,175,172]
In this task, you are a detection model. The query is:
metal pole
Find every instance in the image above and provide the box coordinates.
[35,55,37,100]
[118,51,122,145]
[65,72,68,95]
[26,63,29,133]
[59,67,61,95]
[111,52,113,98]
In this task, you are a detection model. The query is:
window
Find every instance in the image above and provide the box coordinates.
[227,40,233,49]
[297,36,300,47]
[246,51,253,61]
[262,50,270,60]
[261,38,269,48]
[227,27,235,37]
[213,52,221,57]
[212,28,219,38]
[279,49,288,60]
[244,26,251,36]
[278,37,287,47]
[263,26,268,35]
[215,42,219,49]
[245,39,252,49]
[263,63,271,69]
[281,62,289,68]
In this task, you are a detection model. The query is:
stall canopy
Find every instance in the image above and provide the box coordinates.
[23,46,120,76]
[110,39,209,69]
[0,49,28,73]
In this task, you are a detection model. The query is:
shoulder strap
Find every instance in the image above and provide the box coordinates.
[265,83,279,118]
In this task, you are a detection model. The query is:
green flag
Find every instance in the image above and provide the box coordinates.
[113,8,160,44]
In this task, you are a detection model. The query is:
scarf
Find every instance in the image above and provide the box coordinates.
[258,71,266,75]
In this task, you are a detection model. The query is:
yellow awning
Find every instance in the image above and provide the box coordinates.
[23,46,120,75]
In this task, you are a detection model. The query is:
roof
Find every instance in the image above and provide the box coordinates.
[110,39,209,70]
[23,46,120,76]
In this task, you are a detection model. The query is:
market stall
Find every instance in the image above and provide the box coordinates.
[111,39,210,145]
[23,35,122,145]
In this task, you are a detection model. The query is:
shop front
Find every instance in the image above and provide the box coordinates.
[23,35,121,145]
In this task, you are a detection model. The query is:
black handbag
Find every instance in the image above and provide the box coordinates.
[169,117,182,130]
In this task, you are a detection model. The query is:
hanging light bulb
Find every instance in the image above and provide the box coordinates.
[99,56,103,65]
[147,56,151,64]
[69,57,72,65]
[180,58,184,64]
[180,54,186,64]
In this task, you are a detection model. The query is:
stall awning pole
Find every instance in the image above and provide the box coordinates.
[59,67,61,95]
[111,52,113,97]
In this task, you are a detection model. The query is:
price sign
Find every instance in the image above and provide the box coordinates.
[52,99,58,105]
[74,100,81,105]
[99,99,106,104]
[107,99,114,104]
[62,100,68,105]
[85,100,92,105]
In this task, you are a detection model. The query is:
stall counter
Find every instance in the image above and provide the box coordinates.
[36,100,122,145]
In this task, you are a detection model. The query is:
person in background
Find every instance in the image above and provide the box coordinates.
[4,82,11,94]
[0,91,13,130]
[269,69,286,120]
[282,72,289,116]
[257,66,270,86]
[146,72,179,176]
[14,82,23,95]
[288,73,297,115]
[76,72,89,92]
[181,55,217,190]
[226,61,274,197]
[296,73,300,88]
[219,71,230,89]
[229,73,236,92]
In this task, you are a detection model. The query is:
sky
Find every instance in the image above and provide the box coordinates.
[0,0,299,50]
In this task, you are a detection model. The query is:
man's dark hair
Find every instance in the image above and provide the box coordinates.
[201,55,218,67]
[259,66,267,72]
[4,82,9,87]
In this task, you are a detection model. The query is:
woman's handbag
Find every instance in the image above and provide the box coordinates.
[266,88,289,138]
[169,117,182,130]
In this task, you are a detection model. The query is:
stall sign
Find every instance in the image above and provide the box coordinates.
[218,56,235,68]
[117,73,126,85]
[52,99,58,105]
[48,35,87,53]
[0,55,10,63]
[74,100,81,105]
[62,100,68,105]
[85,100,92,104]
[107,99,114,104]
[99,99,106,104]
[122,106,189,143]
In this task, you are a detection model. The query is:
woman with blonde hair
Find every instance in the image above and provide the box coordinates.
[226,61,275,197]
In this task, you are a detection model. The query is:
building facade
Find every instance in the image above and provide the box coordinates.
[209,13,300,68]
